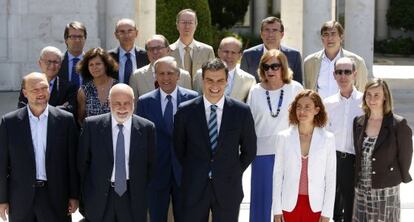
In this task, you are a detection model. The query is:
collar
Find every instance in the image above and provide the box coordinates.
[178,39,195,49]
[111,114,132,131]
[203,95,225,111]
[67,51,83,61]
[160,86,178,102]
[27,104,49,119]
[322,48,342,62]
[338,86,361,101]
[228,68,236,81]
[119,47,136,58]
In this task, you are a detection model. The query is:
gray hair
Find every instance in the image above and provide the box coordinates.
[153,56,180,75]
[39,46,63,61]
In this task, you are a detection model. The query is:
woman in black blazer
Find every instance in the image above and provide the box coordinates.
[353,78,412,221]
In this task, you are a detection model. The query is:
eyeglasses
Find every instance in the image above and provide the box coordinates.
[321,32,339,38]
[147,46,167,52]
[41,59,61,66]
[116,29,136,36]
[67,35,85,40]
[334,69,353,75]
[262,63,281,71]
[219,50,240,55]
[178,20,195,26]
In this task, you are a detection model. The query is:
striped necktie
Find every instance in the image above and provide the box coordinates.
[208,105,218,152]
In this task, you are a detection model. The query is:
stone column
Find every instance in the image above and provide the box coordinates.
[376,0,389,40]
[281,0,332,58]
[272,0,281,15]
[105,0,135,49]
[135,0,156,47]
[344,0,375,77]
[253,0,268,36]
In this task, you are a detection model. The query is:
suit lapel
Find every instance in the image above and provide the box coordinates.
[230,69,241,98]
[144,65,156,91]
[195,98,210,152]
[129,116,142,164]
[355,115,367,154]
[291,127,302,158]
[308,127,323,157]
[373,114,392,152]
[18,108,36,167]
[101,114,114,162]
[49,79,58,105]
[45,108,57,166]
[215,98,231,155]
[153,89,167,134]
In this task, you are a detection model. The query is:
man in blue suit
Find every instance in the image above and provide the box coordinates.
[240,16,303,84]
[136,56,198,222]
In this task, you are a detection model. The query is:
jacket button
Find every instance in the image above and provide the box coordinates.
[210,159,214,162]
[372,158,376,161]
[372,171,376,175]
[390,167,394,171]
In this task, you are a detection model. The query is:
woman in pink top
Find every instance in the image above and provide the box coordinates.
[272,90,336,222]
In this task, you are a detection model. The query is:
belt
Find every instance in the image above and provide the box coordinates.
[336,151,354,159]
[33,180,47,188]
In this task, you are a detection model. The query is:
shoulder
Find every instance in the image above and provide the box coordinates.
[194,40,213,50]
[342,49,365,62]
[278,126,295,138]
[226,97,250,111]
[243,44,263,54]
[178,87,198,97]
[323,94,339,104]
[178,96,201,111]
[134,46,147,54]
[133,114,155,128]
[133,65,150,75]
[84,113,109,126]
[280,45,300,54]
[49,106,73,118]
[237,68,256,79]
[304,49,323,62]
[179,68,191,77]
[288,80,304,90]
[2,108,24,121]
[107,48,118,55]
[169,40,180,50]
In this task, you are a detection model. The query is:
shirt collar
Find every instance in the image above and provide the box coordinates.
[203,95,225,111]
[111,114,132,131]
[228,68,236,81]
[178,39,195,49]
[160,87,178,102]
[322,48,342,62]
[120,47,136,58]
[27,104,49,119]
[67,51,83,61]
[338,86,359,101]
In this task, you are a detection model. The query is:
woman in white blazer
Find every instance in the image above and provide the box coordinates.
[273,90,336,222]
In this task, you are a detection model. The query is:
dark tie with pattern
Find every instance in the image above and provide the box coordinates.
[115,124,127,196]
[208,105,218,152]
[124,52,132,84]
[71,58,80,87]
[164,95,173,134]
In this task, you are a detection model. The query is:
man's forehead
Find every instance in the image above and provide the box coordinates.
[322,27,338,33]
[42,52,60,60]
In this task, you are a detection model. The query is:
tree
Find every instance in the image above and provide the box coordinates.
[387,0,414,31]
[208,0,250,29]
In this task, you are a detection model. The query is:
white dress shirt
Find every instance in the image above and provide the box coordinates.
[317,51,341,99]
[177,40,195,65]
[28,105,49,180]
[203,95,225,134]
[118,47,138,83]
[324,87,363,154]
[225,68,236,95]
[160,87,178,115]
[110,115,132,182]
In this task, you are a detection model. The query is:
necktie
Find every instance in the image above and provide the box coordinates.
[208,105,218,152]
[164,95,173,134]
[71,58,80,87]
[124,52,132,84]
[184,46,192,76]
[115,124,127,196]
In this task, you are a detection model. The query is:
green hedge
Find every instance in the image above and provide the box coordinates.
[375,37,414,55]
[387,0,414,31]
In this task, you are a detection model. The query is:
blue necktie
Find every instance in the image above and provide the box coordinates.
[208,105,218,152]
[115,124,127,196]
[71,58,80,87]
[124,52,132,84]
[164,95,173,134]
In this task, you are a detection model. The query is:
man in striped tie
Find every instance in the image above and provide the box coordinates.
[173,58,257,222]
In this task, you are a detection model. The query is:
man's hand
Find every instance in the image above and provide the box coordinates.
[319,216,330,222]
[0,203,9,221]
[67,199,79,215]
[274,214,283,222]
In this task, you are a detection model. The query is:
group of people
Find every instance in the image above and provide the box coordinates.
[0,7,412,222]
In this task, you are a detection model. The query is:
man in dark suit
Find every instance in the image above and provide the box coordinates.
[18,46,77,115]
[108,18,150,84]
[136,56,198,222]
[78,83,156,222]
[0,72,79,222]
[58,21,87,88]
[240,16,303,83]
[174,58,257,222]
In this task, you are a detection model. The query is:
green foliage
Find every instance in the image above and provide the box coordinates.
[387,0,414,31]
[208,0,250,29]
[156,0,213,45]
[375,37,414,55]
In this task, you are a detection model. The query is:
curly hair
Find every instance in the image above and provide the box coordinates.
[288,90,327,127]
[76,47,118,81]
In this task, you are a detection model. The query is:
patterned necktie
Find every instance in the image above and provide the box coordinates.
[115,124,127,196]
[164,95,173,134]
[208,105,218,152]
[124,52,132,84]
[71,58,80,87]
[184,46,192,76]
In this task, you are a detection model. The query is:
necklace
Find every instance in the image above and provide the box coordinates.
[266,89,284,118]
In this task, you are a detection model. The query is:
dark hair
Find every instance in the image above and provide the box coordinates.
[77,47,118,81]
[145,34,170,50]
[289,90,328,127]
[258,49,292,83]
[261,16,284,32]
[64,21,87,39]
[201,58,228,79]
[362,78,393,116]
[320,20,344,36]
[176,9,198,25]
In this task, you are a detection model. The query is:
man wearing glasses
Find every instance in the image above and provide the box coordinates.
[109,18,150,84]
[18,46,78,115]
[323,57,363,222]
[304,20,368,99]
[241,16,303,84]
[170,9,215,78]
[129,34,192,101]
[58,21,87,89]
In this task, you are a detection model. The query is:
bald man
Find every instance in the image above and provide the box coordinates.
[0,72,79,222]
[193,37,256,102]
[78,84,156,222]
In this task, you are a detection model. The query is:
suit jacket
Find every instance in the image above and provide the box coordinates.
[108,46,150,80]
[129,64,193,102]
[173,96,257,208]
[136,87,198,189]
[193,66,256,102]
[0,106,79,220]
[18,76,78,115]
[78,113,156,221]
[304,48,368,92]
[57,51,70,81]
[272,126,336,218]
[169,39,215,77]
[353,113,413,189]
[240,44,303,83]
